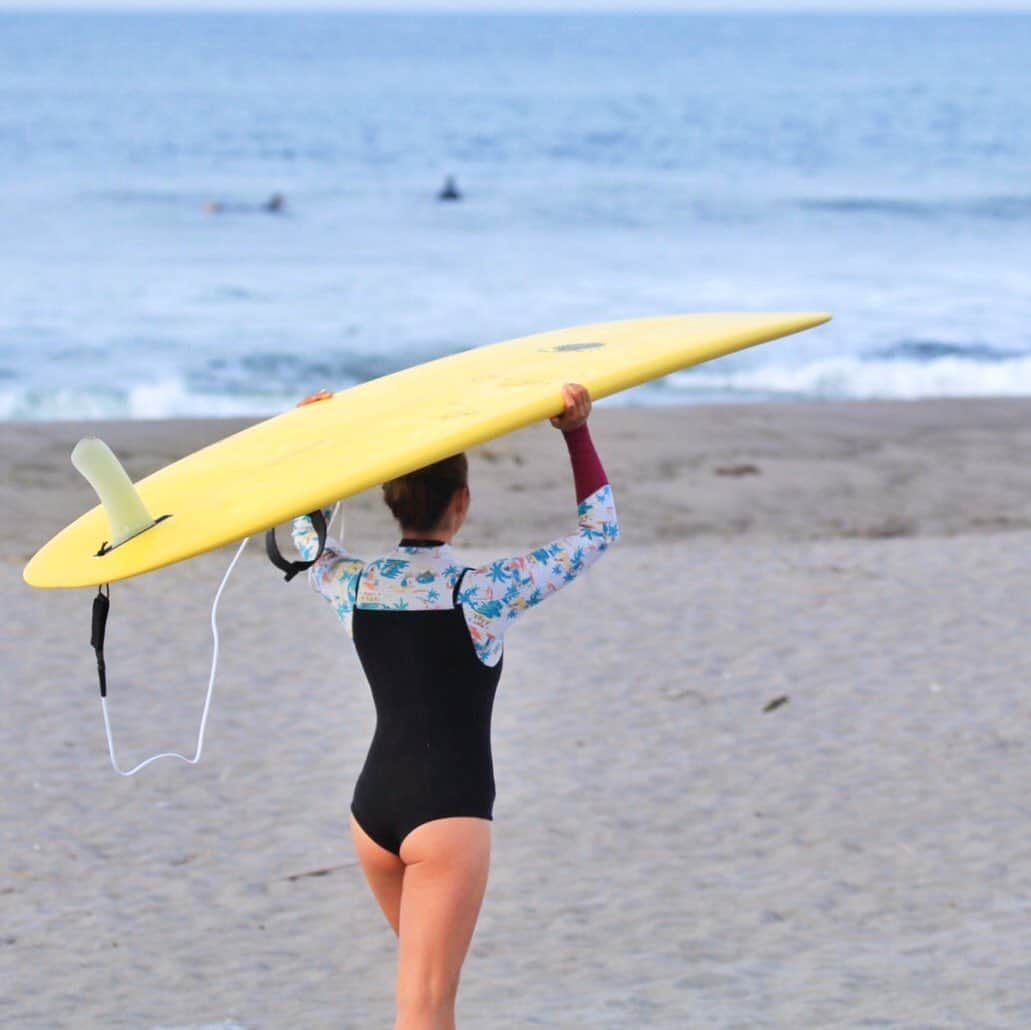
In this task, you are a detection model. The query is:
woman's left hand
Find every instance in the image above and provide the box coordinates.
[550,382,592,432]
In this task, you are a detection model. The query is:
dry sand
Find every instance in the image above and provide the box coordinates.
[2,399,1030,1028]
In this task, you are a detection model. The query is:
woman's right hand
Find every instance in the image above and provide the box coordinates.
[296,389,334,408]
[550,382,592,432]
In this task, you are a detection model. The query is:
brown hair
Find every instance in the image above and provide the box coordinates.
[382,453,468,532]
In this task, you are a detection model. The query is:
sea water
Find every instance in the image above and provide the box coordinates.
[1,11,1029,419]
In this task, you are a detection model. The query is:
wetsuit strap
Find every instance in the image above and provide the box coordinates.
[90,584,111,698]
[452,567,472,607]
[265,509,327,582]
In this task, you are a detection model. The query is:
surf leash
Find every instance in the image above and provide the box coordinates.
[90,505,335,775]
[89,535,250,776]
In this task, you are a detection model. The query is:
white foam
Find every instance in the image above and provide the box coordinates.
[671,355,1031,401]
[127,380,289,419]
[4,353,1031,422]
[0,380,291,421]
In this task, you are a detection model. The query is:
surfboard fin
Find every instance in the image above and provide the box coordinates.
[71,438,158,551]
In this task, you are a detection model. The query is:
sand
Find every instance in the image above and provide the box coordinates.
[2,399,1030,1028]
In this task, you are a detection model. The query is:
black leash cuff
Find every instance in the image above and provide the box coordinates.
[91,584,110,698]
[265,509,328,582]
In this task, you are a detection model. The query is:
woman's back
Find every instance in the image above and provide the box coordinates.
[350,562,501,855]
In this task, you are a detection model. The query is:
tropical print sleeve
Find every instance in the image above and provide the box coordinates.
[291,506,365,623]
[460,481,620,667]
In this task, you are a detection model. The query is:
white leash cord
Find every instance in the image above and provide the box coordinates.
[100,536,250,776]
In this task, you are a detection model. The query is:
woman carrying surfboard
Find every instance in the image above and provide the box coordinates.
[292,382,618,1029]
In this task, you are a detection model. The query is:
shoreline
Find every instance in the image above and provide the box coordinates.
[5,396,1031,568]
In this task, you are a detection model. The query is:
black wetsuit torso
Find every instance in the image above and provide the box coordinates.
[350,565,504,855]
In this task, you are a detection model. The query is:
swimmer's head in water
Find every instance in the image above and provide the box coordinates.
[383,453,468,534]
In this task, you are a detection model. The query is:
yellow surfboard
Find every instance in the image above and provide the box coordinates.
[24,312,830,589]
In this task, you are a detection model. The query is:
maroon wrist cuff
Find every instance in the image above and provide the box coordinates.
[563,424,608,503]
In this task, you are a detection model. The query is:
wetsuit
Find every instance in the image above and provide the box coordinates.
[292,425,619,855]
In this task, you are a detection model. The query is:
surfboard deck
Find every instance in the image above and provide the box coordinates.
[24,312,830,589]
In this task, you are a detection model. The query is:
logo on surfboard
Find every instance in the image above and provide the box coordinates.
[548,342,606,352]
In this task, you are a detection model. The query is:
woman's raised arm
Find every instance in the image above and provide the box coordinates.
[458,384,620,666]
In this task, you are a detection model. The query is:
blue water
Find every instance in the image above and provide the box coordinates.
[2,12,1030,419]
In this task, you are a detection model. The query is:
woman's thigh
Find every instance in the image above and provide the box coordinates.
[350,812,406,935]
[396,818,492,999]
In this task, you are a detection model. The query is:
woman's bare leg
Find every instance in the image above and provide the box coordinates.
[350,812,405,935]
[394,817,491,1030]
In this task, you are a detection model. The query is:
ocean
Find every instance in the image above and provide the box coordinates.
[1,11,1030,420]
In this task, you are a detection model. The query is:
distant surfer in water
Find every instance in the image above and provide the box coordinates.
[204,192,286,215]
[437,175,462,201]
[292,383,618,1028]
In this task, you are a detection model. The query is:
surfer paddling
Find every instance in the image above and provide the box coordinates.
[291,383,618,1028]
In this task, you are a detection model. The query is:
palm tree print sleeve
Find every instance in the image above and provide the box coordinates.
[291,507,365,623]
[460,426,619,667]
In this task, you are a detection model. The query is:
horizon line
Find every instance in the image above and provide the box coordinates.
[2,4,1030,12]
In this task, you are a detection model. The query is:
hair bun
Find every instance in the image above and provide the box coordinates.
[382,454,468,532]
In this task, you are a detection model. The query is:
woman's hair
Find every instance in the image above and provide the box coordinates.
[382,453,468,531]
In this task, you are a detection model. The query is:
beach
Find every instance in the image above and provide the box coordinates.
[4,7,1031,1026]
[2,398,1030,1028]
